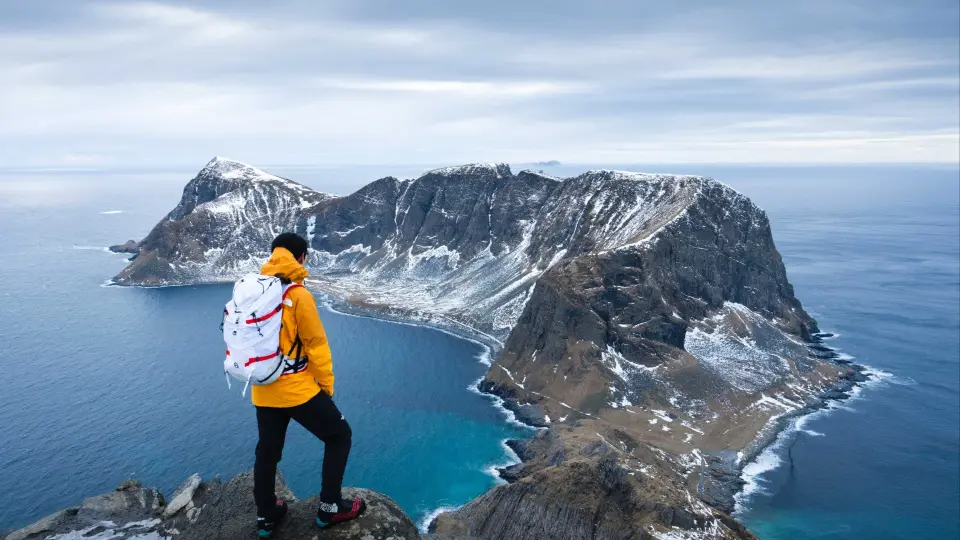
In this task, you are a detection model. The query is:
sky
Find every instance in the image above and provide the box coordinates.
[1,0,958,168]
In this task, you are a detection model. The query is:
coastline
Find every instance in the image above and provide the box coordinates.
[724,334,873,516]
[105,274,537,534]
[106,274,868,534]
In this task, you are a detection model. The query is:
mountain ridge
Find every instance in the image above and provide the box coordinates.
[110,158,863,540]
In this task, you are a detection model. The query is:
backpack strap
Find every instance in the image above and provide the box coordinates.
[280,283,307,373]
[282,283,303,299]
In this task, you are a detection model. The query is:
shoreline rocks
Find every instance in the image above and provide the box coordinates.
[4,479,165,540]
[108,240,140,255]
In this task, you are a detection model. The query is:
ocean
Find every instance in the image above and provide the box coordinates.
[0,168,533,532]
[0,163,957,539]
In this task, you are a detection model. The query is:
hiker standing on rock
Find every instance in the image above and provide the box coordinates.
[224,232,365,537]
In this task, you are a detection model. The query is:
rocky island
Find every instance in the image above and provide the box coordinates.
[9,157,864,540]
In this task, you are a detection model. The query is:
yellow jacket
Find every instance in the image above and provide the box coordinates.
[250,247,334,408]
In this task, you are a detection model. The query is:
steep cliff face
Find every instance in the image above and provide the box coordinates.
[485,175,821,421]
[111,159,860,539]
[443,173,851,540]
[434,426,759,540]
[115,161,745,343]
[291,163,562,337]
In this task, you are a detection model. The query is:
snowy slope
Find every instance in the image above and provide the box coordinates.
[117,160,717,340]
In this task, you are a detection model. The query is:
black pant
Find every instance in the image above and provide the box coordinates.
[253,391,352,515]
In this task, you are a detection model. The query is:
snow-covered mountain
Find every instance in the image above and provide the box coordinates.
[118,159,741,339]
[113,157,331,285]
[113,158,861,540]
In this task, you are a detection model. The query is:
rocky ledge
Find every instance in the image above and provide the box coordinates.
[3,470,424,540]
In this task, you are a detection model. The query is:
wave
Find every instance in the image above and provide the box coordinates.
[466,376,531,430]
[484,438,524,484]
[413,351,528,533]
[72,245,112,252]
[793,413,825,437]
[417,504,461,533]
[734,362,902,515]
[734,403,839,515]
[98,210,123,215]
[475,348,492,367]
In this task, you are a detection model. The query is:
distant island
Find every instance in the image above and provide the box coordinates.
[534,160,561,166]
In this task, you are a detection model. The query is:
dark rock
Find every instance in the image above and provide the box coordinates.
[699,456,744,514]
[108,240,139,254]
[475,382,548,428]
[115,479,141,491]
[495,463,527,483]
[658,506,701,529]
[4,479,163,540]
[504,439,529,461]
[847,370,868,383]
[435,455,752,540]
[511,403,548,428]
[821,389,851,400]
[4,509,77,540]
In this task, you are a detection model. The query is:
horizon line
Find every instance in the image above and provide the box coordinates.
[2,161,959,174]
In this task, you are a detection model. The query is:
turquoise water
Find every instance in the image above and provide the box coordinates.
[0,170,532,531]
[1,165,957,539]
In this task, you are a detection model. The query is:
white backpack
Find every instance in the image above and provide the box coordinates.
[222,274,306,395]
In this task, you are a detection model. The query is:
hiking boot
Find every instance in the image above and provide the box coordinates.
[315,496,366,528]
[256,498,288,538]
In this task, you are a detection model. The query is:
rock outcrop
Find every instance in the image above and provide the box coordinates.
[107,158,865,539]
[4,470,419,540]
[108,239,139,255]
[4,478,167,540]
[178,470,418,540]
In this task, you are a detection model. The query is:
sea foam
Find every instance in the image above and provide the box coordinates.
[734,361,900,515]
[417,504,461,533]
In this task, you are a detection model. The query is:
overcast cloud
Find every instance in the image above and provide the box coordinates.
[1,0,958,167]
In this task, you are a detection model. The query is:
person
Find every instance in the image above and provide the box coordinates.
[252,232,365,537]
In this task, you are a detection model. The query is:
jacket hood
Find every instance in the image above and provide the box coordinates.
[260,247,309,283]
